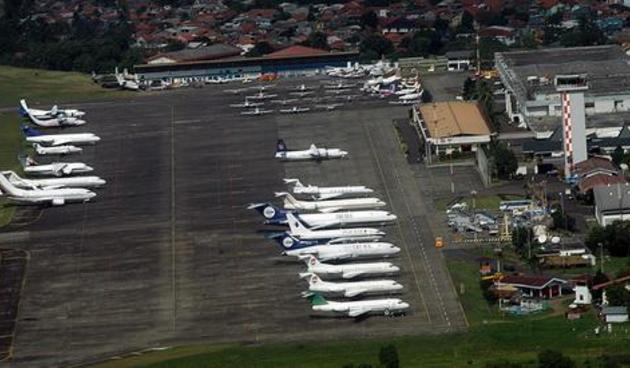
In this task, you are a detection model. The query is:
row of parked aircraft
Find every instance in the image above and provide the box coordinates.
[0,101,106,207]
[249,142,410,318]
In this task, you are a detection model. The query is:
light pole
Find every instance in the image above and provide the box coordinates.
[599,242,604,274]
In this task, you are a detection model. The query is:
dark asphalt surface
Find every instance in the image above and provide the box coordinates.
[0,77,467,367]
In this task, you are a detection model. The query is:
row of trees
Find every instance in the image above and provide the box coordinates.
[586,221,630,257]
[0,2,144,73]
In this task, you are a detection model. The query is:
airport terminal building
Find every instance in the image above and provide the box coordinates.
[134,45,359,84]
[496,45,630,133]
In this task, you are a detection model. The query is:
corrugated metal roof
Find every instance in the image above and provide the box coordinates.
[266,45,329,59]
[419,101,491,138]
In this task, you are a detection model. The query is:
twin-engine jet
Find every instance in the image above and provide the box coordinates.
[306,292,409,317]
[301,273,403,298]
[240,107,274,116]
[284,178,374,200]
[279,106,310,114]
[270,233,400,262]
[3,171,105,189]
[284,213,384,243]
[19,99,85,119]
[276,192,385,213]
[248,203,396,228]
[274,139,348,161]
[0,172,95,206]
[34,143,82,155]
[20,155,93,177]
[22,125,100,146]
[299,255,399,279]
[20,100,86,127]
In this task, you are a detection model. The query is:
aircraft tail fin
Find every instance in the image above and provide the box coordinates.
[21,124,42,137]
[283,178,304,188]
[276,139,287,152]
[269,233,311,250]
[0,171,21,196]
[246,202,287,223]
[18,99,29,117]
[286,212,310,235]
[305,292,328,306]
[51,105,58,116]
[274,191,299,205]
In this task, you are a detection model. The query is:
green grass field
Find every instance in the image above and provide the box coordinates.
[89,257,630,368]
[0,65,131,107]
[0,112,21,227]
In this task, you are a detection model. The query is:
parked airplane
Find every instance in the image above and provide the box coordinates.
[248,203,396,228]
[293,84,315,91]
[229,100,264,108]
[325,81,356,89]
[271,98,298,105]
[399,91,424,101]
[33,143,82,155]
[225,88,249,94]
[325,88,352,95]
[274,139,348,161]
[20,100,86,127]
[22,125,100,146]
[301,273,403,298]
[395,83,421,95]
[279,106,310,114]
[315,103,343,111]
[19,99,85,119]
[19,155,93,177]
[284,178,374,200]
[0,172,95,206]
[285,213,384,242]
[247,91,278,100]
[270,233,400,261]
[306,292,409,317]
[277,192,386,213]
[241,107,274,116]
[299,255,400,279]
[3,171,105,189]
[289,91,314,97]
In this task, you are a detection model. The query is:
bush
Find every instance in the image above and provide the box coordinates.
[379,345,399,368]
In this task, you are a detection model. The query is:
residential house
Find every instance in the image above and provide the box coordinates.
[495,275,568,298]
[601,306,629,323]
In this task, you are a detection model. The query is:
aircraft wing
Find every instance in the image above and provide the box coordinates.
[342,271,367,279]
[57,164,72,175]
[318,207,342,213]
[50,138,74,146]
[347,306,372,317]
[316,193,343,200]
[309,222,338,230]
[345,288,370,298]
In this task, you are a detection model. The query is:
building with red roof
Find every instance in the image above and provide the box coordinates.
[265,45,329,59]
[494,275,567,298]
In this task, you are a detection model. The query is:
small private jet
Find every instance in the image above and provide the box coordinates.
[315,103,343,111]
[283,178,374,200]
[3,171,106,189]
[279,106,310,114]
[302,273,403,298]
[246,91,278,100]
[289,91,315,98]
[240,107,274,116]
[229,100,264,108]
[271,98,298,105]
[20,155,93,177]
[0,172,95,206]
[299,255,400,280]
[33,143,82,155]
[20,100,86,127]
[293,84,316,91]
[274,139,348,161]
[22,125,100,146]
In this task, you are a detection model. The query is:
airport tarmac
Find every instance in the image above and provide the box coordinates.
[1,78,466,367]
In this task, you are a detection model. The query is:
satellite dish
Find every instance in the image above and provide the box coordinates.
[620,163,628,171]
[551,236,561,244]
[538,235,548,244]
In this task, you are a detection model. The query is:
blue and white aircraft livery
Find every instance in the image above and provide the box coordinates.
[285,213,384,243]
[22,125,100,146]
[277,192,385,213]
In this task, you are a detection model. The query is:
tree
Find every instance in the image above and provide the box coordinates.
[560,15,606,47]
[586,221,630,257]
[538,350,576,368]
[379,345,399,368]
[403,29,443,57]
[458,10,474,33]
[246,41,274,57]
[592,270,610,300]
[303,31,328,50]
[512,226,533,258]
[489,142,517,179]
[164,39,186,52]
[360,10,378,29]
[606,284,630,308]
[462,77,476,100]
[551,207,576,232]
[359,34,394,60]
[612,146,625,166]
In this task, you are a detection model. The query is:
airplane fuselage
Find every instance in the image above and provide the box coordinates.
[312,298,409,317]
[283,197,386,212]
[305,260,400,279]
[26,134,100,146]
[308,279,403,297]
[284,242,400,261]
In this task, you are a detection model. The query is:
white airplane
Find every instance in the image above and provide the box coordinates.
[21,101,86,128]
[0,172,95,206]
[225,88,249,94]
[293,84,315,91]
[325,89,352,95]
[2,171,105,189]
[22,126,100,146]
[279,106,310,114]
[19,155,93,177]
[271,98,298,105]
[251,85,275,92]
[301,273,403,298]
[277,192,386,213]
[271,234,400,262]
[306,293,409,317]
[230,100,264,108]
[299,255,399,279]
[19,99,85,119]
[285,213,384,242]
[240,107,274,116]
[289,91,314,97]
[325,81,356,89]
[399,90,424,101]
[247,91,278,100]
[248,203,396,227]
[284,178,374,200]
[395,83,421,95]
[274,139,348,161]
[315,103,343,111]
[34,143,82,155]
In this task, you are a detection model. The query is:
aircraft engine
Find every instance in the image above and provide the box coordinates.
[51,198,65,206]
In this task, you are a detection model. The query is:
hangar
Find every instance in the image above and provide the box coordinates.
[134,45,359,84]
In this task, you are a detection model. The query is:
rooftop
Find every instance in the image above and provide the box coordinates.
[418,101,491,138]
[499,275,567,289]
[148,43,242,64]
[496,45,630,100]
[265,45,329,59]
[578,173,627,193]
[593,182,630,212]
[573,157,618,177]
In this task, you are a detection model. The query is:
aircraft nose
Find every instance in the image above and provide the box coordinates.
[391,246,401,254]
[389,214,398,220]
[87,190,97,198]
[391,265,400,272]
[394,282,404,290]
[78,120,87,125]
[85,166,94,172]
[400,302,410,309]
[97,178,107,186]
